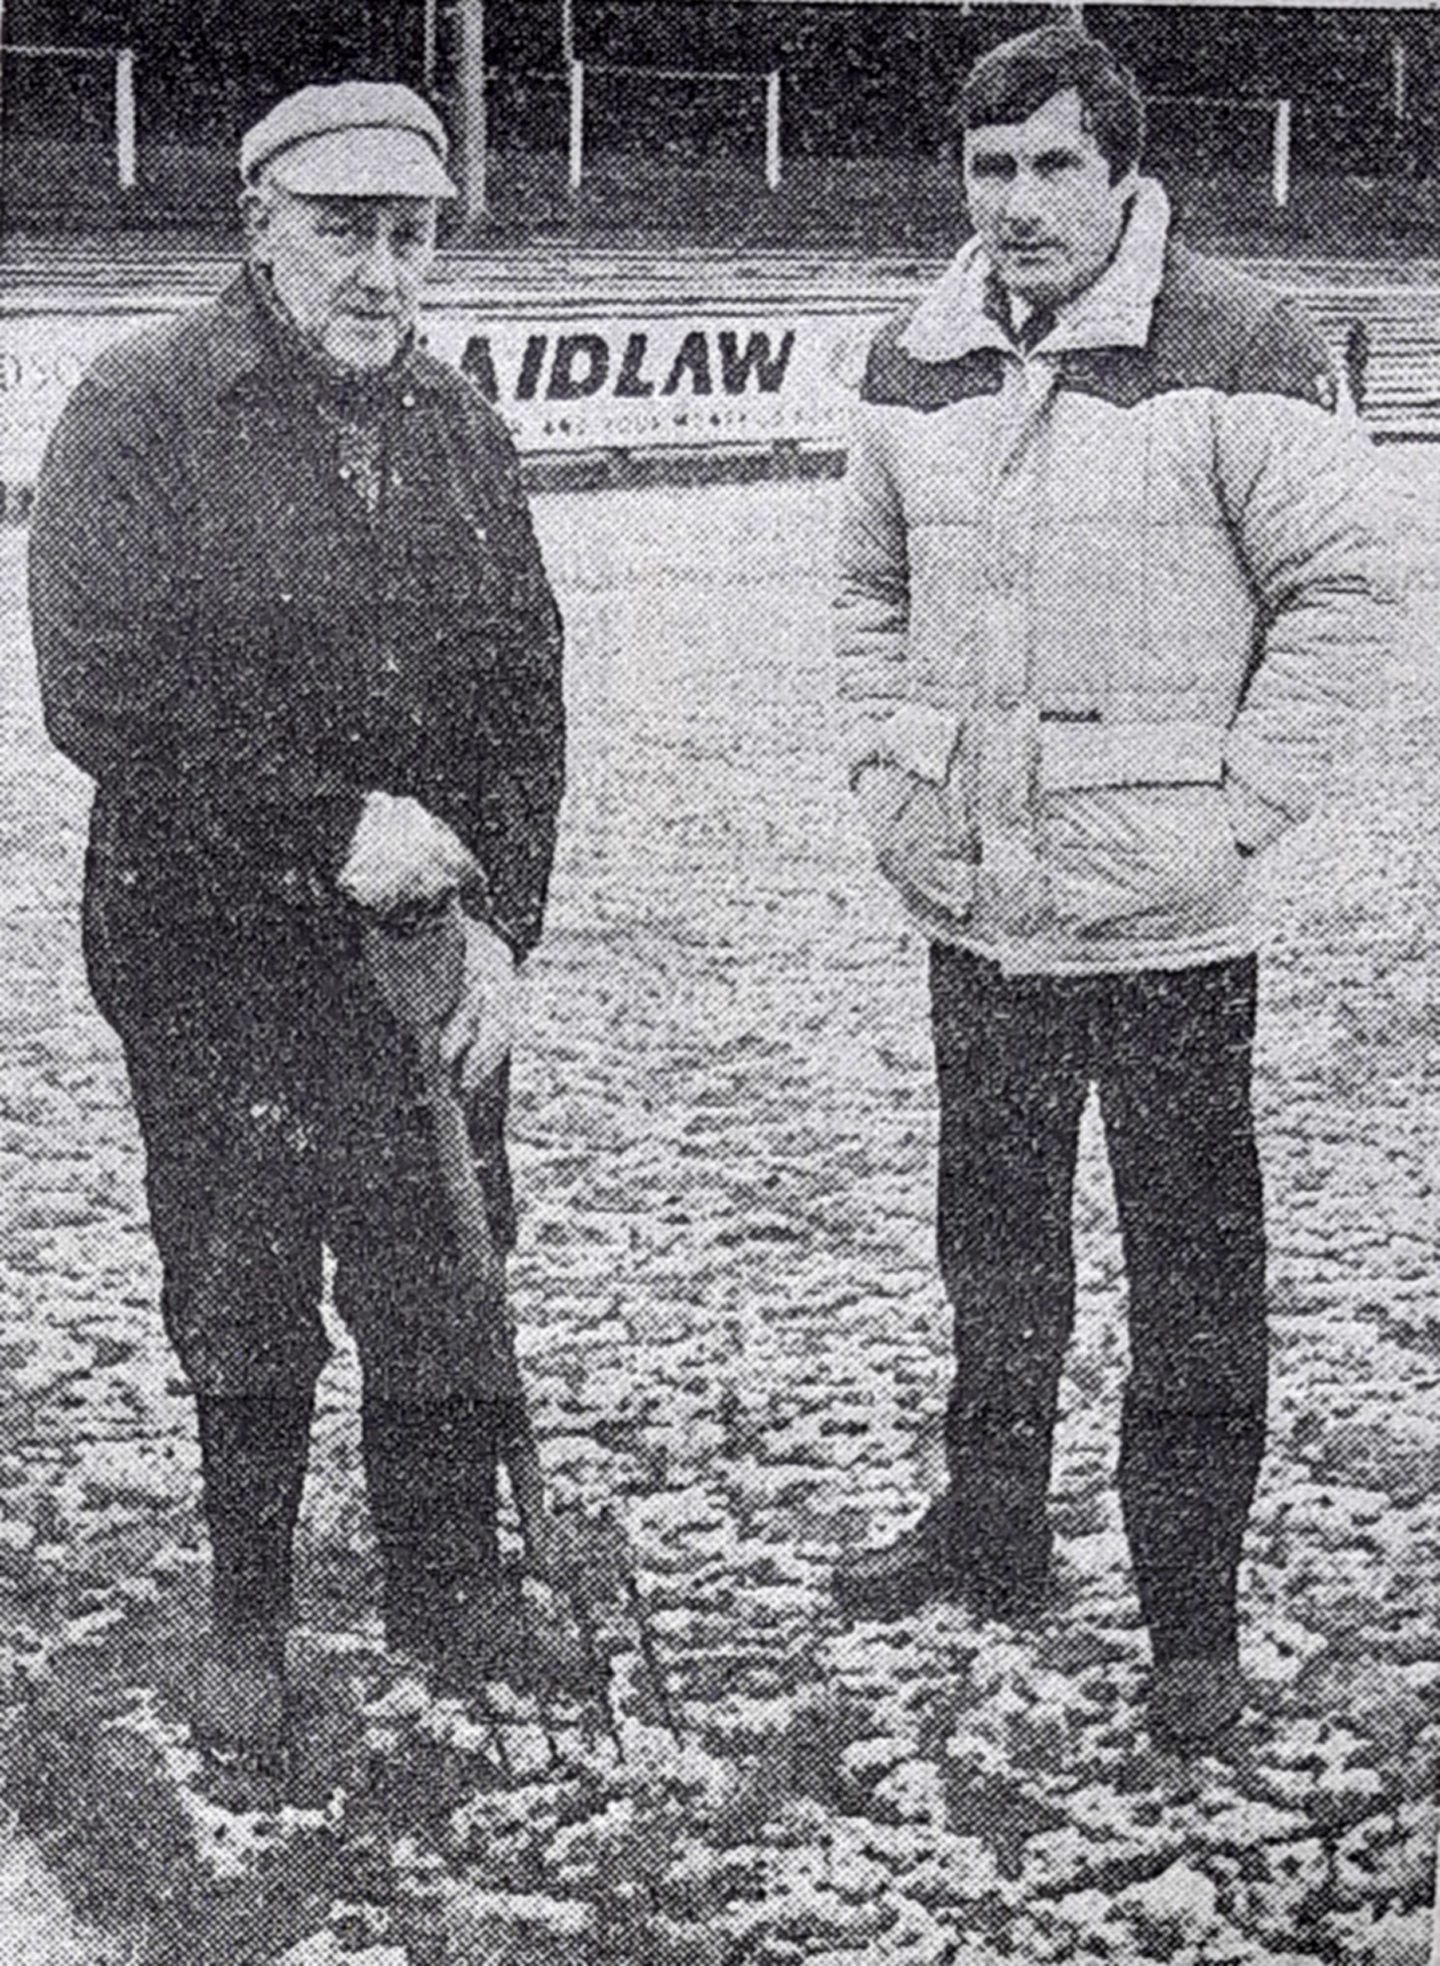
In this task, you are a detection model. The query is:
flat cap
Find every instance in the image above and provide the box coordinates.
[240,81,456,200]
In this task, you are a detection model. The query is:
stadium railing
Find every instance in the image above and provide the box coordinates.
[2,244,1438,518]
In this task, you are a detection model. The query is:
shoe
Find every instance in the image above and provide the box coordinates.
[832,1498,1052,1623]
[431,1566,536,1696]
[191,1627,287,1763]
[1148,1651,1246,1753]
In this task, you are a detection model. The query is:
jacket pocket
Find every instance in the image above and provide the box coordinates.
[858,758,979,923]
[1037,723,1244,940]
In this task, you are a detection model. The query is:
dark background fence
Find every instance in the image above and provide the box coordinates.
[3,2,1439,242]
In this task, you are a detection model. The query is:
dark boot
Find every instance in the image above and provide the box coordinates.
[1120,1399,1263,1752]
[835,1395,1057,1623]
[833,1494,1053,1623]
[191,1390,315,1757]
[361,1393,502,1664]
[1148,1653,1246,1754]
[1119,1400,1263,1660]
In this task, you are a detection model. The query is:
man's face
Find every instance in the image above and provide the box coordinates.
[249,188,437,370]
[963,87,1135,308]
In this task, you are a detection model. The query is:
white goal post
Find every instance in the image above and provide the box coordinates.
[1148,93,1295,208]
[0,41,137,190]
[568,61,784,193]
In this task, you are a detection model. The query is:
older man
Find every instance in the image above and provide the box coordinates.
[29,83,565,1755]
[833,26,1389,1750]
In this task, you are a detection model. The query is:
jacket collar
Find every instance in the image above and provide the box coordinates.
[200,266,429,410]
[195,271,276,398]
[900,175,1171,364]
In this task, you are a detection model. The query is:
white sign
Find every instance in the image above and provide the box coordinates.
[425,312,872,452]
[0,305,881,486]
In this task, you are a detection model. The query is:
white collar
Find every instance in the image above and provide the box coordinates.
[900,176,1172,364]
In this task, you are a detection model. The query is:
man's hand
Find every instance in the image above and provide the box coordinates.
[338,790,478,916]
[439,916,519,1097]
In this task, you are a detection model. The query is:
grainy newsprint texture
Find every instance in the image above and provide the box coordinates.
[0,4,1437,1963]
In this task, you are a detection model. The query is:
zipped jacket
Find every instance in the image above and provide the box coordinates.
[834,180,1391,974]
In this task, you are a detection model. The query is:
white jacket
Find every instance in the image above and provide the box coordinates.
[834,180,1393,974]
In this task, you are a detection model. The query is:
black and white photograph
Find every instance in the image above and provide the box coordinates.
[0,1,1436,1960]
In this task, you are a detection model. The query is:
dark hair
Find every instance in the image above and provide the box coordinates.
[958,25,1145,184]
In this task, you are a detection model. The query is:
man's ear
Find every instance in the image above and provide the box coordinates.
[240,186,272,260]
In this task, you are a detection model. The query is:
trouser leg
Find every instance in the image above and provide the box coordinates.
[107,976,330,1712]
[343,1080,510,1652]
[1117,1402,1265,1663]
[1099,958,1268,1664]
[115,1004,334,1401]
[324,958,518,1405]
[931,947,1090,1572]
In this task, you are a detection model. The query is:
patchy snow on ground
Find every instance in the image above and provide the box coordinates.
[0,448,1435,1963]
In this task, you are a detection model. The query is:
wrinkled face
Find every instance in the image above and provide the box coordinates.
[963,87,1135,308]
[247,186,437,370]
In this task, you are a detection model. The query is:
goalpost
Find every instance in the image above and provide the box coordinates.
[567,61,784,193]
[1148,93,1295,209]
[448,2,784,223]
[0,42,138,191]
[447,4,1303,226]
[559,0,782,195]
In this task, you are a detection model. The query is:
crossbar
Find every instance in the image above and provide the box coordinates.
[1,43,123,60]
[582,63,772,83]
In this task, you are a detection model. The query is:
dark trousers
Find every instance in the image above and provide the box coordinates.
[83,850,515,1403]
[931,945,1268,1662]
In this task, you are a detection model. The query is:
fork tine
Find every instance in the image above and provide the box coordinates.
[625,1576,683,1748]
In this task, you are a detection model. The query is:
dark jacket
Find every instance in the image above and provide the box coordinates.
[29,271,565,964]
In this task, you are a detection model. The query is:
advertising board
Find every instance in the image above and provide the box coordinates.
[0,303,883,489]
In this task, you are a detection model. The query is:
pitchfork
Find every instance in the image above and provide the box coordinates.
[358,888,681,1759]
